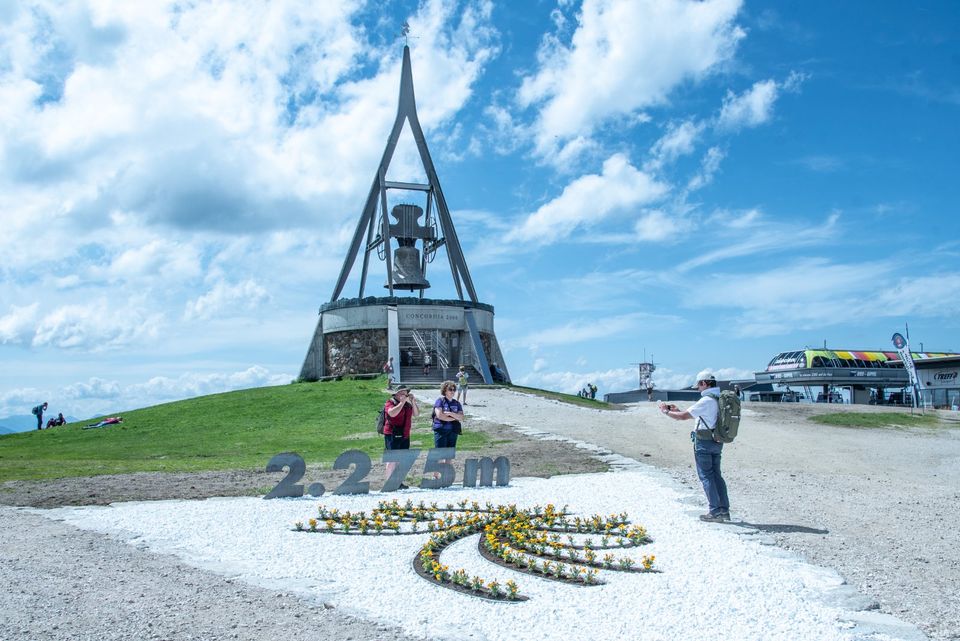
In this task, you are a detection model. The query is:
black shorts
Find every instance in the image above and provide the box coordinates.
[384,434,410,450]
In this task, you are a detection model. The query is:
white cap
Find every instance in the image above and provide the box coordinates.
[695,369,716,383]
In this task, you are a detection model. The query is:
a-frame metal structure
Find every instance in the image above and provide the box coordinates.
[330,45,477,303]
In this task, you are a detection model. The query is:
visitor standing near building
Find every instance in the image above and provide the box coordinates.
[456,365,469,404]
[382,356,395,389]
[422,352,431,376]
[31,402,48,430]
[383,386,418,489]
[659,370,731,522]
[431,380,464,481]
[433,380,464,449]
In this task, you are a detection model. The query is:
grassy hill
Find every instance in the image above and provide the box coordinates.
[0,378,492,482]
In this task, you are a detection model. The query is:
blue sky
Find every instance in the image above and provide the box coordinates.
[1,0,958,420]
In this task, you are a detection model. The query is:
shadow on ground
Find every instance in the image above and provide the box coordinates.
[729,521,829,535]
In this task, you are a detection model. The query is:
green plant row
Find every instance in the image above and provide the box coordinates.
[807,412,942,429]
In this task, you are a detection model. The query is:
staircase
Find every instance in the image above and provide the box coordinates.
[398,329,451,384]
[398,364,483,385]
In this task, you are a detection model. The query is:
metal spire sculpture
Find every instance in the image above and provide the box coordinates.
[329,45,478,303]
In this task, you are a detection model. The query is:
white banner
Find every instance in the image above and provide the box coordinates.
[892,332,920,404]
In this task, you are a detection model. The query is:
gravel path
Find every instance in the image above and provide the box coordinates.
[466,391,960,641]
[0,507,416,641]
[2,390,958,640]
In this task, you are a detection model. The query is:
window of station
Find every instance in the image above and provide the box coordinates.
[768,351,805,368]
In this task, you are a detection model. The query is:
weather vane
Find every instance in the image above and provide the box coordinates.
[400,21,418,46]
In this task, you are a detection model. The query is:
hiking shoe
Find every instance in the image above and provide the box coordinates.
[699,512,730,523]
[397,483,409,490]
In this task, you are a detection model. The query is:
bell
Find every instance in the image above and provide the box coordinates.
[387,245,430,290]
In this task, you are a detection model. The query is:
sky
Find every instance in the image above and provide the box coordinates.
[1,0,959,420]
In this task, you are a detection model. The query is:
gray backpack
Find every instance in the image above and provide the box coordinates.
[713,390,741,443]
[376,407,387,435]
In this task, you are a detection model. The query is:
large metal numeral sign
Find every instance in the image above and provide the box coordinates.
[264,449,511,498]
[381,449,421,492]
[462,456,511,487]
[264,452,326,499]
[420,447,456,489]
[331,449,371,495]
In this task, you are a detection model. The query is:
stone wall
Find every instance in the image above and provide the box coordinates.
[325,329,388,375]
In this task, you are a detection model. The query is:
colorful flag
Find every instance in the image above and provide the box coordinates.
[892,332,920,406]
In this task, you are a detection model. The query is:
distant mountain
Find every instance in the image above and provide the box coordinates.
[0,415,39,433]
[0,414,79,434]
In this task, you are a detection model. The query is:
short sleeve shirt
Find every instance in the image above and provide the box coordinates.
[384,399,413,437]
[432,397,463,431]
[687,389,719,429]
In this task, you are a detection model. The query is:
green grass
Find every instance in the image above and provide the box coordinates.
[506,384,618,409]
[808,412,942,429]
[0,377,490,482]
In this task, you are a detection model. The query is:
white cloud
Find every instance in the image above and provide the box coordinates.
[3,301,162,350]
[0,303,40,345]
[185,279,271,321]
[685,146,726,192]
[32,302,163,350]
[725,207,763,228]
[676,258,960,337]
[677,212,839,272]
[128,366,290,402]
[62,377,122,400]
[513,311,676,349]
[104,239,203,284]
[634,209,685,241]
[0,386,49,417]
[647,120,705,170]
[716,79,779,131]
[515,366,637,396]
[0,0,499,360]
[507,153,669,245]
[795,155,845,172]
[873,274,960,318]
[517,0,744,161]
[0,366,292,419]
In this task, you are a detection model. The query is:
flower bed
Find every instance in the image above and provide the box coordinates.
[294,499,656,602]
